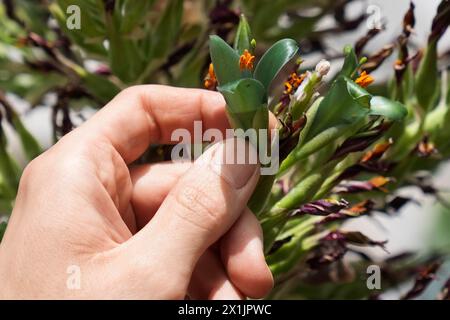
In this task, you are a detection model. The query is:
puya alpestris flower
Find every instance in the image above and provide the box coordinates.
[208,14,299,134]
[260,46,407,258]
[208,14,300,217]
[208,14,410,282]
[239,49,255,71]
[278,44,406,176]
[289,59,331,119]
[355,71,374,88]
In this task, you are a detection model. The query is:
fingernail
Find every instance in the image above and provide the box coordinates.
[210,138,259,189]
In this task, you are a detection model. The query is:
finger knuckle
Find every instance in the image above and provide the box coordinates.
[119,85,141,97]
[173,183,226,230]
[20,158,39,184]
[119,85,155,100]
[20,153,50,182]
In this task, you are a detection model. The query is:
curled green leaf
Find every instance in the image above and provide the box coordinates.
[346,79,372,107]
[369,96,408,121]
[254,38,299,92]
[218,78,267,131]
[340,45,359,78]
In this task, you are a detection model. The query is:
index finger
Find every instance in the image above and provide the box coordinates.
[79,85,229,163]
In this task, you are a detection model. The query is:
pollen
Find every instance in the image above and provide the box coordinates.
[284,72,306,94]
[239,49,255,71]
[355,71,374,88]
[204,63,217,90]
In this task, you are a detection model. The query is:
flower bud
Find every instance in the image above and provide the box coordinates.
[315,59,331,77]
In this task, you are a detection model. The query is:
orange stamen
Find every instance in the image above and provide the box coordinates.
[204,63,217,90]
[239,49,255,71]
[283,72,306,94]
[355,71,374,88]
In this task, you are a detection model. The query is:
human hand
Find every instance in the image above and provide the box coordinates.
[0,86,273,299]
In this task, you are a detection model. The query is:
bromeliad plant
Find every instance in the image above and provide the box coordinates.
[1,0,450,299]
[208,1,450,299]
[209,12,407,268]
[209,14,407,245]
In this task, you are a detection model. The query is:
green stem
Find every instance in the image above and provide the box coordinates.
[262,160,339,251]
[274,159,339,211]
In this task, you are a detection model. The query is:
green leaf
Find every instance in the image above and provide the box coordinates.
[105,5,145,84]
[263,15,321,41]
[0,221,6,242]
[346,79,372,107]
[0,140,20,198]
[369,96,408,121]
[415,40,439,110]
[276,159,339,211]
[13,0,49,34]
[340,45,358,78]
[248,175,276,215]
[119,0,156,34]
[49,2,107,56]
[105,15,144,82]
[251,0,296,39]
[267,221,316,277]
[81,73,120,104]
[279,77,371,174]
[279,124,348,174]
[11,116,42,160]
[447,72,450,106]
[305,76,370,139]
[234,14,253,54]
[254,39,299,92]
[218,78,267,131]
[54,0,106,38]
[174,51,208,88]
[209,35,242,86]
[151,0,183,59]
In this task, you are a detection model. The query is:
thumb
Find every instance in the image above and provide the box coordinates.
[123,138,260,284]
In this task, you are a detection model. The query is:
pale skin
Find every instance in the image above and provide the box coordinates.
[0,86,274,299]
